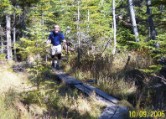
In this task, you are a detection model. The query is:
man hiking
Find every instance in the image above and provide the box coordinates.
[47,25,66,69]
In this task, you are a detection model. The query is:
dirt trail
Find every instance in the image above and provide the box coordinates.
[0,63,40,119]
[0,64,30,93]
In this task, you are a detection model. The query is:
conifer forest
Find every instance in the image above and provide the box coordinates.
[0,0,166,119]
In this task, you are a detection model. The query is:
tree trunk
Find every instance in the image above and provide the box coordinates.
[13,12,17,61]
[0,36,4,54]
[146,0,157,40]
[128,0,139,42]
[112,0,117,55]
[0,25,5,54]
[13,27,16,61]
[77,1,81,66]
[6,15,13,60]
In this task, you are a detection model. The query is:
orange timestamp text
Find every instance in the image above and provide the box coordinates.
[129,110,165,118]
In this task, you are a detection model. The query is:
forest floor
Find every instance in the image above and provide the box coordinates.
[1,54,165,119]
[0,62,38,119]
[0,62,105,119]
[0,63,33,93]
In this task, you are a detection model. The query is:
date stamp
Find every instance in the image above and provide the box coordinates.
[129,110,165,118]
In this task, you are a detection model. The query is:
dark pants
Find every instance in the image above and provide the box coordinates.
[51,54,61,68]
[51,54,61,60]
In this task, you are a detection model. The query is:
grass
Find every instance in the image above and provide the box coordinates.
[0,54,6,61]
[0,62,30,119]
[63,52,142,98]
[139,64,162,74]
[0,61,105,119]
[0,63,29,93]
[63,50,164,110]
[20,83,105,119]
[1,49,164,118]
[96,76,137,100]
[0,90,19,119]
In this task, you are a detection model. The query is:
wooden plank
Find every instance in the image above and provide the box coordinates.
[74,84,92,95]
[82,83,119,104]
[55,70,118,104]
[55,70,128,119]
[75,84,113,106]
[99,105,129,119]
[56,72,82,85]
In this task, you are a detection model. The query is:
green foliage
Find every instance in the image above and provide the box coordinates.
[17,7,50,89]
[114,0,166,64]
[153,0,166,5]
[0,0,165,61]
[21,90,44,106]
[0,0,10,8]
[140,65,162,74]
[0,0,12,14]
[0,0,21,15]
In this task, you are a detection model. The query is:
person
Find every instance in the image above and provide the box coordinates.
[46,25,66,69]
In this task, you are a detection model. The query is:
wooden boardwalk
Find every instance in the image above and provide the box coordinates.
[55,70,129,119]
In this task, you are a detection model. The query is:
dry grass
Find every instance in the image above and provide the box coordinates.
[0,60,104,119]
[20,83,105,119]
[59,93,105,117]
[0,63,34,119]
[96,77,137,99]
[0,63,29,93]
[0,89,31,119]
[0,61,105,119]
[0,90,19,119]
[63,51,154,110]
[66,51,153,80]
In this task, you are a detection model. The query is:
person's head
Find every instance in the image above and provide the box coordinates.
[54,25,60,33]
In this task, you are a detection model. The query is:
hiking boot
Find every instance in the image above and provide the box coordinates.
[56,64,60,70]
[51,62,55,68]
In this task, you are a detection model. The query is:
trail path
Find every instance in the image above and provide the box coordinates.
[0,63,129,118]
[0,64,40,119]
[0,65,27,93]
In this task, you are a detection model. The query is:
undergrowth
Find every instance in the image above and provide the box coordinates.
[63,50,166,110]
[0,90,19,119]
[0,62,105,119]
[20,83,105,119]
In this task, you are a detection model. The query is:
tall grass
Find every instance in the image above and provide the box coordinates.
[64,50,156,109]
[0,61,105,119]
[21,83,105,119]
[96,76,137,99]
[0,90,19,119]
